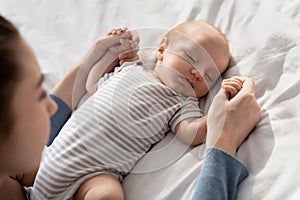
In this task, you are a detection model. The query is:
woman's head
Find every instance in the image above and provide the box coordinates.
[0,15,22,136]
[0,16,57,177]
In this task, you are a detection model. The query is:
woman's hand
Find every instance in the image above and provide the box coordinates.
[69,28,139,108]
[107,27,139,65]
[206,77,261,156]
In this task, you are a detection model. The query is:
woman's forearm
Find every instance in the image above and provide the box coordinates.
[51,65,80,109]
[192,148,248,200]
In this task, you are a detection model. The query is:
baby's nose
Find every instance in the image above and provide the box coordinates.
[191,68,202,81]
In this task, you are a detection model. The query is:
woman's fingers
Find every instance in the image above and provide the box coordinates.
[107,27,128,35]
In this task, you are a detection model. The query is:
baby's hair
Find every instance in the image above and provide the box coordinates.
[166,20,231,70]
[203,22,231,69]
[0,15,22,137]
[171,21,228,45]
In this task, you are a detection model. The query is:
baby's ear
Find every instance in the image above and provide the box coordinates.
[157,37,167,61]
[156,47,164,61]
[159,37,167,46]
[158,37,167,50]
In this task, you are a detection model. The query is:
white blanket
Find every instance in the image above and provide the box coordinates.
[1,0,300,199]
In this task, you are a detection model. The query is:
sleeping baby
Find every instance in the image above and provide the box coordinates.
[30,20,231,200]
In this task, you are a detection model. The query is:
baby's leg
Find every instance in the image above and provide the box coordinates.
[73,174,124,200]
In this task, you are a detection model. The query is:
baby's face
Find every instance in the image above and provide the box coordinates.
[155,28,229,97]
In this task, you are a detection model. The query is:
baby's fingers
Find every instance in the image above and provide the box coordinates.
[120,38,131,48]
[119,49,138,59]
[222,85,238,99]
[130,40,139,49]
[119,55,139,65]
[222,79,242,91]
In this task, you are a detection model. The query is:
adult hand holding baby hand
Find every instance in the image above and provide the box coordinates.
[71,27,140,108]
[79,27,139,71]
[107,27,140,65]
[206,77,261,156]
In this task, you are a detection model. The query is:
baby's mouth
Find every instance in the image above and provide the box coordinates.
[185,77,194,88]
[179,76,194,88]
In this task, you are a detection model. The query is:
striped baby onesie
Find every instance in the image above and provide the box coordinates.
[30,62,203,200]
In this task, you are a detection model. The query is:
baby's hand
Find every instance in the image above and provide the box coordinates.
[222,76,244,100]
[107,27,139,65]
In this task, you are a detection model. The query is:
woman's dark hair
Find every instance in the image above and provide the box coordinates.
[0,15,22,137]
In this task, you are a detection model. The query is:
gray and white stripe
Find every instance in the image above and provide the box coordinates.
[31,63,202,200]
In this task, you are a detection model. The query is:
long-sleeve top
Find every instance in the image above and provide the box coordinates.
[192,148,249,200]
[47,94,72,146]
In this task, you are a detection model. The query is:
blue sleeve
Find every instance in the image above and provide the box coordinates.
[47,94,72,146]
[192,148,249,200]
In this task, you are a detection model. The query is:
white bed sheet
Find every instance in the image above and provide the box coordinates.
[1,0,300,199]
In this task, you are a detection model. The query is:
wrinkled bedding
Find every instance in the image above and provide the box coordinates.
[1,0,300,199]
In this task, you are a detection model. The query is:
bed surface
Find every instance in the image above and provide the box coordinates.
[1,0,300,199]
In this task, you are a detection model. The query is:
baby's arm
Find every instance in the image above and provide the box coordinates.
[107,28,139,65]
[174,77,244,146]
[175,116,207,146]
[72,29,138,107]
[86,28,139,94]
